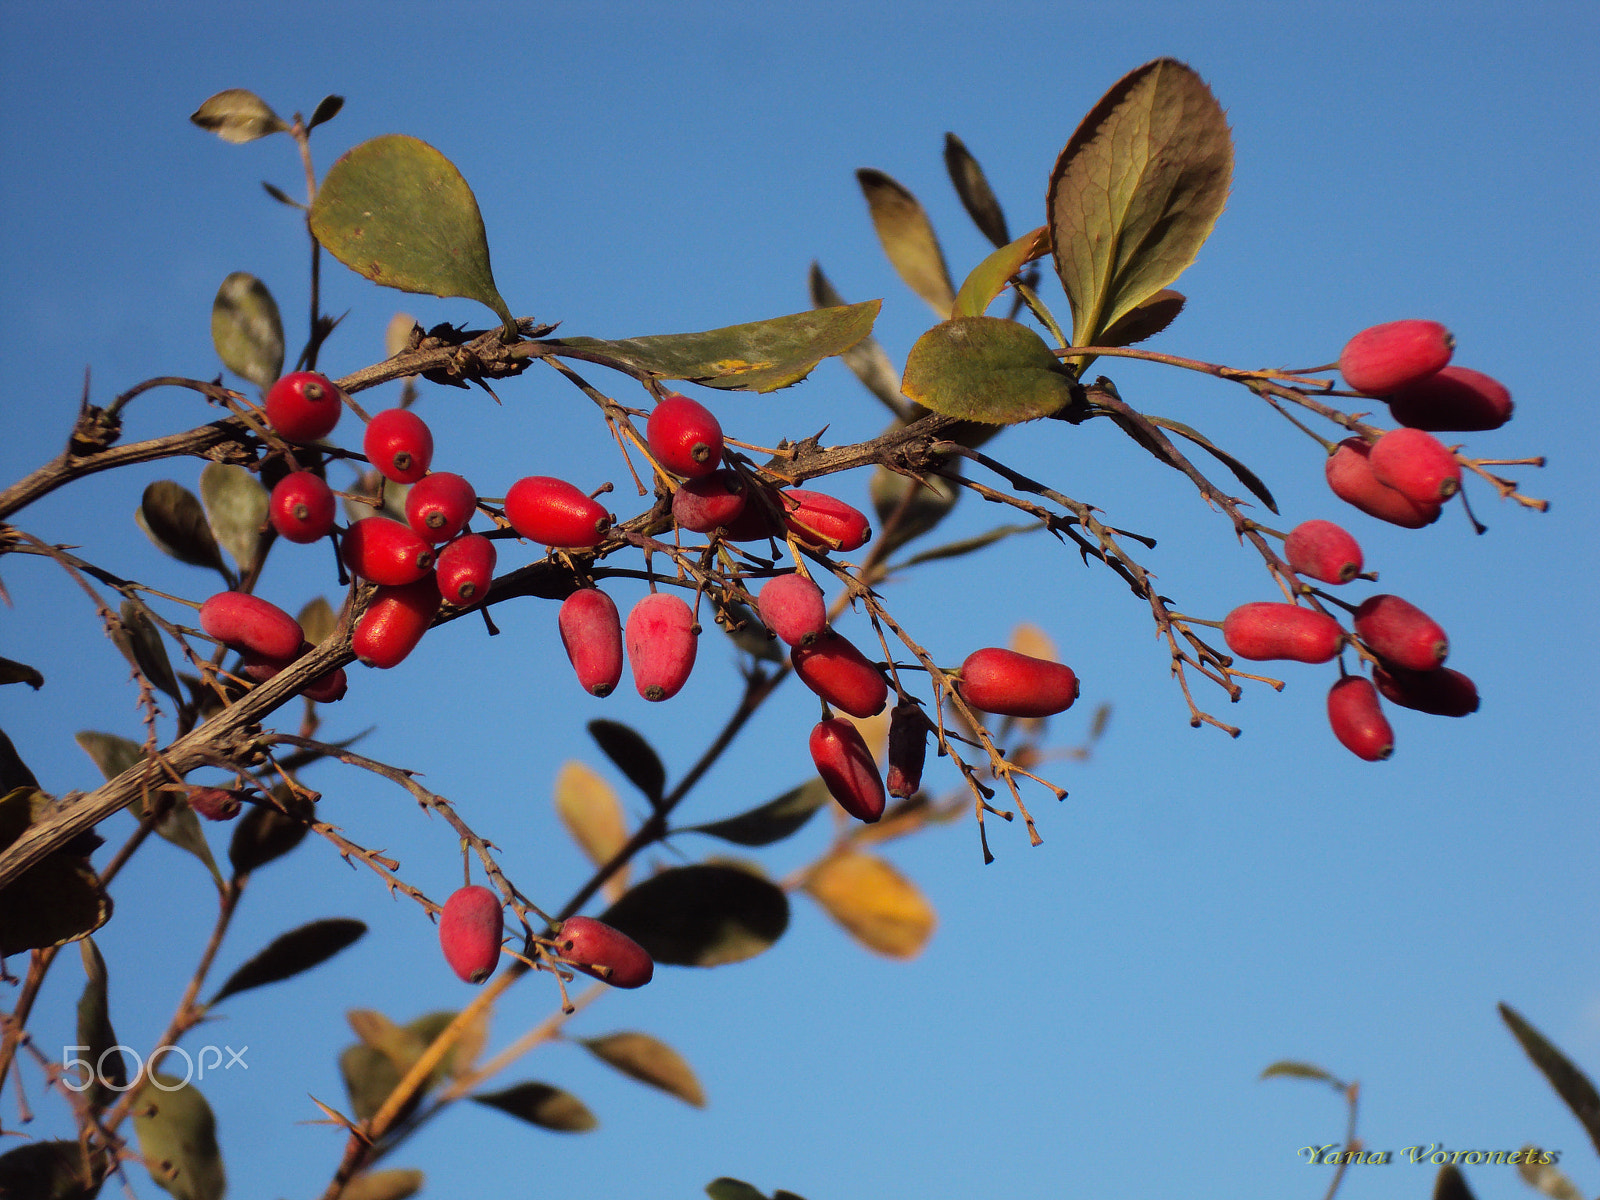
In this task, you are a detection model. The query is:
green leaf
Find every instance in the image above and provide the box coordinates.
[0,656,44,690]
[210,272,284,388]
[600,864,788,966]
[550,301,880,394]
[473,1082,598,1132]
[1499,1002,1600,1158]
[1097,288,1185,347]
[1259,1060,1341,1085]
[586,720,666,806]
[343,1170,424,1200]
[856,169,955,317]
[76,938,127,1115]
[75,731,144,781]
[111,600,181,701]
[951,227,1049,319]
[901,316,1078,424]
[209,918,366,1005]
[579,1031,706,1108]
[683,778,830,847]
[808,264,905,416]
[1048,58,1233,346]
[706,1181,769,1200]
[136,481,231,581]
[0,1140,104,1200]
[133,1076,225,1200]
[189,88,286,144]
[76,734,224,888]
[199,462,268,571]
[309,134,514,333]
[298,595,339,646]
[340,1042,407,1125]
[944,133,1011,248]
[1140,414,1278,514]
[227,784,312,877]
[0,789,112,955]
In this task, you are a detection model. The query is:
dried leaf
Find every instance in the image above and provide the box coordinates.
[602,864,789,967]
[586,719,666,806]
[901,316,1078,424]
[580,1031,706,1107]
[683,779,829,847]
[1499,1002,1600,1158]
[1517,1150,1583,1200]
[133,1075,226,1200]
[189,88,287,144]
[857,169,955,317]
[951,226,1049,319]
[343,1170,424,1200]
[210,918,366,1005]
[808,264,905,416]
[210,272,284,388]
[385,313,420,359]
[944,133,1010,247]
[1048,59,1232,346]
[473,1082,597,1132]
[803,851,936,959]
[554,761,630,901]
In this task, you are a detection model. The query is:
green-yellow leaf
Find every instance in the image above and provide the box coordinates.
[554,761,630,901]
[1259,1059,1341,1085]
[901,316,1078,424]
[803,851,936,959]
[549,301,880,393]
[1048,58,1232,346]
[189,88,286,144]
[210,272,284,388]
[857,169,955,317]
[472,1082,597,1132]
[309,134,514,333]
[1518,1149,1584,1200]
[808,264,905,416]
[199,463,268,571]
[298,595,339,646]
[601,864,789,966]
[951,226,1049,318]
[133,1075,226,1200]
[344,1169,425,1200]
[1098,288,1185,347]
[580,1031,706,1108]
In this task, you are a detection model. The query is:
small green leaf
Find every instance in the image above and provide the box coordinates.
[343,1170,424,1200]
[808,264,905,416]
[228,784,313,877]
[76,734,224,888]
[307,94,345,131]
[952,226,1050,319]
[684,779,829,848]
[309,134,514,333]
[600,864,789,967]
[0,1140,105,1200]
[944,133,1011,248]
[111,600,182,701]
[77,937,127,1114]
[579,1031,706,1108]
[1097,288,1185,347]
[550,301,881,394]
[1259,1060,1341,1085]
[75,731,145,782]
[136,481,231,581]
[189,89,286,144]
[706,1181,769,1200]
[133,1076,226,1200]
[210,918,366,1005]
[210,272,284,388]
[856,169,955,317]
[199,462,268,571]
[473,1082,598,1132]
[0,656,44,690]
[586,720,666,806]
[1140,414,1278,514]
[340,1042,408,1125]
[901,316,1078,424]
[1499,1002,1600,1158]
[1048,58,1233,346]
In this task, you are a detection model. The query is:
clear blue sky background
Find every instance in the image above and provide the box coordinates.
[3,3,1598,1199]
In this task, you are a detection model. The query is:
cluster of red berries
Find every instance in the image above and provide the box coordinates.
[438,885,654,990]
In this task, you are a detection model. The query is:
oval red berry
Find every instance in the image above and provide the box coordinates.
[363,408,434,484]
[199,591,305,661]
[504,477,611,549]
[1368,427,1461,505]
[1388,366,1513,432]
[647,393,724,479]
[1338,319,1454,396]
[781,489,872,552]
[1325,438,1442,529]
[265,371,343,442]
[269,471,337,544]
[353,577,440,669]
[1372,664,1479,717]
[957,647,1080,718]
[1283,519,1364,584]
[559,588,624,697]
[757,573,828,647]
[439,885,503,984]
[672,470,748,533]
[625,592,697,702]
[342,517,435,585]
[1327,676,1394,761]
[434,533,497,605]
[554,916,654,988]
[1353,594,1448,671]
[790,632,887,718]
[809,717,886,823]
[405,472,478,543]
[1221,602,1344,664]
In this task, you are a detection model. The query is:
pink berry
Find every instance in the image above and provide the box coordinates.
[559,588,624,697]
[405,472,478,543]
[1325,438,1442,529]
[439,885,503,984]
[1353,594,1448,671]
[199,591,304,661]
[625,592,698,701]
[1388,366,1513,432]
[187,786,244,822]
[434,533,497,605]
[342,517,435,586]
[353,578,440,669]
[504,477,611,549]
[1327,676,1394,761]
[647,393,724,479]
[553,916,654,988]
[957,647,1080,718]
[269,471,337,544]
[1338,319,1454,396]
[809,717,886,823]
[757,574,828,647]
[1368,427,1462,505]
[1283,519,1364,584]
[265,371,343,442]
[790,632,887,718]
[363,408,434,484]
[1222,603,1344,664]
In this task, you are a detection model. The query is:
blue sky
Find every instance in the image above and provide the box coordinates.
[2,3,1598,1199]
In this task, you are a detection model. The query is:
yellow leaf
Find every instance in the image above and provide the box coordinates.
[554,761,630,899]
[1009,622,1058,663]
[803,851,935,959]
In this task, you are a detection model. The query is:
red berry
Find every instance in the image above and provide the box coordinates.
[435,533,497,605]
[353,577,440,669]
[1372,664,1479,717]
[1327,676,1394,761]
[553,916,654,988]
[672,470,748,533]
[405,472,478,543]
[647,392,724,479]
[200,591,305,661]
[781,489,872,552]
[757,574,828,647]
[1368,428,1462,504]
[439,885,503,984]
[1338,320,1454,396]
[363,408,434,484]
[239,641,348,703]
[624,592,697,701]
[342,517,435,585]
[1325,438,1442,529]
[1353,594,1448,670]
[269,471,337,544]
[504,477,611,549]
[1222,602,1344,664]
[790,632,888,718]
[885,701,930,799]
[264,371,343,442]
[809,718,886,823]
[957,647,1080,718]
[1283,519,1364,585]
[1388,366,1513,432]
[559,588,624,697]
[187,786,244,822]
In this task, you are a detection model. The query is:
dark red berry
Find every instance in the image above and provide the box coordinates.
[757,573,828,647]
[553,916,653,988]
[363,408,434,484]
[187,786,244,822]
[353,578,440,669]
[1372,664,1479,717]
[1338,320,1454,396]
[342,517,436,585]
[791,632,887,718]
[1283,519,1364,584]
[957,647,1080,718]
[200,591,304,661]
[439,885,503,984]
[238,641,348,703]
[265,371,343,442]
[1368,428,1462,504]
[504,477,611,549]
[559,588,624,697]
[1353,594,1448,670]
[624,593,697,701]
[885,701,930,799]
[269,471,336,544]
[647,392,724,479]
[809,718,886,823]
[1327,676,1394,761]
[1222,603,1344,664]
[405,472,478,543]
[672,470,748,533]
[435,533,497,605]
[781,490,872,552]
[1388,366,1513,432]
[1325,438,1442,529]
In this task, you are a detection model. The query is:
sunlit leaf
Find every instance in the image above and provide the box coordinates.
[199,462,268,571]
[901,316,1078,424]
[1097,288,1185,347]
[857,169,955,317]
[0,1140,105,1200]
[133,1075,226,1200]
[343,1170,424,1200]
[586,719,666,806]
[137,481,231,580]
[1259,1060,1340,1085]
[309,134,515,333]
[1048,58,1232,346]
[602,864,788,966]
[0,657,44,690]
[473,1082,597,1132]
[549,301,880,394]
[580,1031,706,1108]
[1499,1002,1600,1158]
[803,851,936,959]
[210,272,284,388]
[209,918,366,1005]
[683,779,829,847]
[77,937,127,1114]
[951,226,1049,319]
[1517,1150,1583,1200]
[808,264,904,415]
[554,761,630,901]
[189,88,286,144]
[385,312,420,359]
[111,600,181,701]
